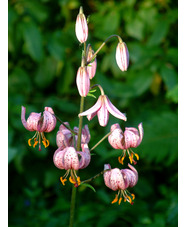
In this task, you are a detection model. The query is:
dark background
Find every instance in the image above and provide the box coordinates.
[8,0,178,226]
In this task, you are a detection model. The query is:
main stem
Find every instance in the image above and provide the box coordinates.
[69,41,86,227]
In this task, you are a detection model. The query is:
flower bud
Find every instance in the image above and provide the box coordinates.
[116,41,129,71]
[76,66,90,97]
[75,7,88,43]
[87,45,97,79]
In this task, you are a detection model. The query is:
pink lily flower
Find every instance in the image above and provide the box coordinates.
[104,163,138,205]
[116,41,129,71]
[21,106,56,150]
[56,123,90,148]
[75,7,88,43]
[76,66,90,97]
[53,144,91,186]
[108,123,143,164]
[78,95,127,127]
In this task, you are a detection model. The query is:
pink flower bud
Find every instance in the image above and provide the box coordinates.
[76,66,90,97]
[87,45,97,79]
[75,7,88,43]
[116,41,129,71]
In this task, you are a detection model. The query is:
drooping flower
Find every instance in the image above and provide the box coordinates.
[75,6,88,43]
[56,123,90,149]
[116,41,129,71]
[76,66,90,97]
[78,95,127,127]
[104,163,138,205]
[108,123,143,164]
[87,45,97,79]
[53,144,91,186]
[21,106,56,150]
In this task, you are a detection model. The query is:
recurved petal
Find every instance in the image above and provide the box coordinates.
[97,100,109,127]
[78,144,91,169]
[78,95,102,118]
[38,108,56,132]
[26,112,41,131]
[110,168,125,191]
[136,123,144,146]
[108,126,125,149]
[104,95,127,121]
[103,164,112,189]
[121,164,138,188]
[63,147,79,170]
[53,147,66,169]
[21,106,28,130]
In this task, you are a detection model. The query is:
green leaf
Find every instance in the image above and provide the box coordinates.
[80,183,96,193]
[160,65,178,91]
[148,20,170,46]
[21,20,44,62]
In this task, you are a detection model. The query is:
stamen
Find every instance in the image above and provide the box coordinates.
[60,177,67,186]
[69,176,76,184]
[28,139,32,146]
[111,194,118,204]
[118,197,122,205]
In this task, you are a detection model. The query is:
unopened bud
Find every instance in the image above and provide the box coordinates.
[76,66,90,97]
[75,7,88,43]
[87,45,97,79]
[116,41,129,71]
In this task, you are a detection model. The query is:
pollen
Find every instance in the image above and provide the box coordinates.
[60,177,67,186]
[111,194,118,204]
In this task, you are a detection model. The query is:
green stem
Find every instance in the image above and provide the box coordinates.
[81,169,109,184]
[90,131,112,151]
[86,34,121,65]
[69,38,86,227]
[53,114,77,135]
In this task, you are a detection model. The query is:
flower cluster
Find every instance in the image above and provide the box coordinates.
[21,6,144,206]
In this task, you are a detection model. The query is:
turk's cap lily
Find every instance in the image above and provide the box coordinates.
[87,45,97,79]
[75,7,88,43]
[53,144,91,171]
[104,163,138,205]
[21,106,56,133]
[56,123,90,148]
[21,106,56,150]
[76,66,90,97]
[116,41,129,71]
[78,95,127,127]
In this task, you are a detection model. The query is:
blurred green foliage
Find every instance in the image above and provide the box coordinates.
[8,0,177,226]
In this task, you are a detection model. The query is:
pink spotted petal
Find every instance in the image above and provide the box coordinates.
[136,123,143,146]
[103,164,112,189]
[104,95,127,121]
[63,147,79,170]
[109,168,125,191]
[53,147,66,169]
[21,106,28,130]
[26,112,41,131]
[77,144,91,169]
[108,123,125,149]
[121,164,138,188]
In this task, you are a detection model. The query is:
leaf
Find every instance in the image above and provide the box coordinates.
[8,147,18,163]
[80,183,96,193]
[21,20,44,62]
[148,20,170,46]
[160,65,178,91]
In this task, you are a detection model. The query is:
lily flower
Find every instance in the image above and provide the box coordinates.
[21,106,56,150]
[56,123,90,148]
[78,95,127,127]
[104,163,138,205]
[108,123,143,164]
[53,144,91,186]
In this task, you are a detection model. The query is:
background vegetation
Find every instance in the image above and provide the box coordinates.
[8,0,178,226]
